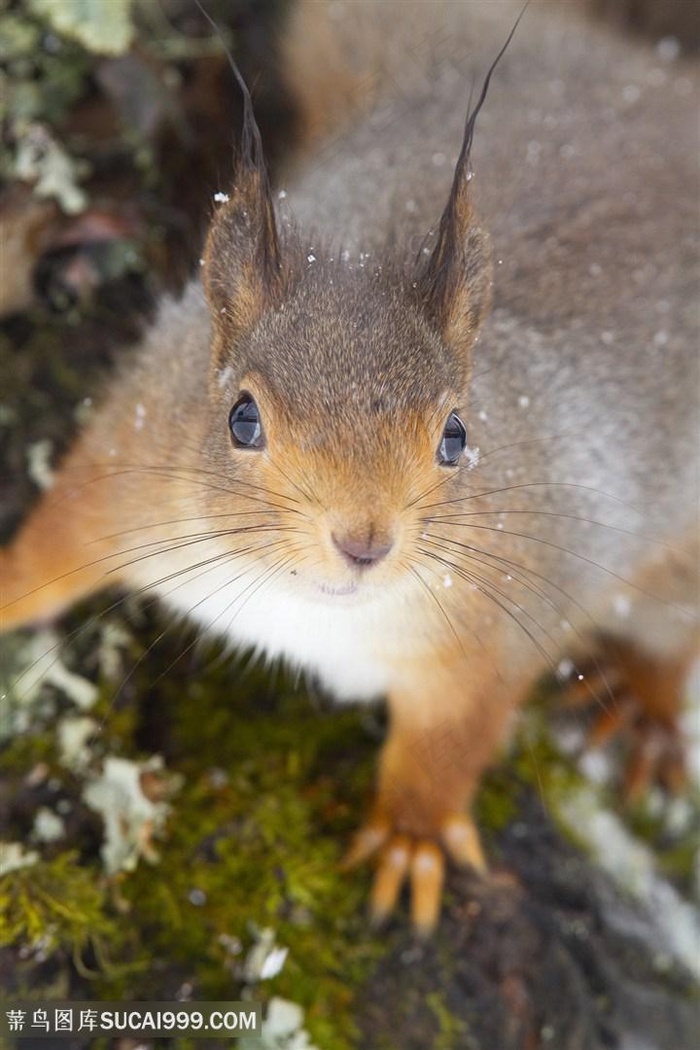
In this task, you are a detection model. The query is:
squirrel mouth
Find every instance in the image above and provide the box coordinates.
[317,581,359,598]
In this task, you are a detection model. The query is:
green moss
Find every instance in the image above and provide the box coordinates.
[426,991,468,1050]
[0,15,42,60]
[0,604,388,1046]
[476,765,519,835]
[512,706,590,814]
[92,636,382,1047]
[0,852,118,968]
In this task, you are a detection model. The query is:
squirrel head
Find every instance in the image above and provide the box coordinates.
[198,59,494,603]
[201,144,492,375]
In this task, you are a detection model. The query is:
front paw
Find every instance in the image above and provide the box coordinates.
[342,805,486,935]
[560,643,689,801]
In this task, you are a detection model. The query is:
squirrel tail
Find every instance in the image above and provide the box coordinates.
[279,0,371,151]
[280,0,441,151]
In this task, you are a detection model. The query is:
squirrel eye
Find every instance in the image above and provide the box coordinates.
[438,411,467,466]
[229,394,264,449]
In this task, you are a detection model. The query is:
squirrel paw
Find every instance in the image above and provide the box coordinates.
[588,700,686,801]
[562,653,688,801]
[342,812,486,935]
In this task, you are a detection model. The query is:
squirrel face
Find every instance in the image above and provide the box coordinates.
[205,270,472,603]
[195,116,492,606]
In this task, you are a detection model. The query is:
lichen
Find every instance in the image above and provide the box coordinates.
[27,0,135,57]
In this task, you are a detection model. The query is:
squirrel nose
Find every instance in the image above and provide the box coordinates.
[332,532,393,569]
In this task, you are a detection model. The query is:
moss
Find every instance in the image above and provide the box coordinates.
[0,610,384,1046]
[0,852,118,969]
[512,706,591,815]
[87,631,383,1047]
[476,765,519,836]
[426,991,468,1050]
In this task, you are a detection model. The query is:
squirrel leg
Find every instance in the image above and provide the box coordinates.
[344,654,521,934]
[561,534,698,800]
[596,637,697,800]
[0,441,160,631]
[563,636,698,800]
[1,476,119,630]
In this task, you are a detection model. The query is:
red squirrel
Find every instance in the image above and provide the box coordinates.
[1,0,698,932]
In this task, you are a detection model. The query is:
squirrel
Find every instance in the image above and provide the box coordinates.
[1,0,698,933]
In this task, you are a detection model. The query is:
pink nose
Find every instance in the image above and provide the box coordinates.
[332,533,393,569]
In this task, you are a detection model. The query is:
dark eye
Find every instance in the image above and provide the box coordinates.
[229,394,264,449]
[437,411,467,466]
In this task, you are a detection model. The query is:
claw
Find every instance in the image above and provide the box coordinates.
[341,817,389,870]
[370,835,411,925]
[410,842,445,935]
[623,729,662,802]
[345,808,487,931]
[441,814,487,873]
[589,696,636,747]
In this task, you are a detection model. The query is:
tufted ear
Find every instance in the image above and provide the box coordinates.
[418,171,493,352]
[201,164,282,345]
[418,10,525,352]
[197,3,283,354]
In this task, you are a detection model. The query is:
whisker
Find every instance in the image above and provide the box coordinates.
[106,543,294,715]
[421,481,643,515]
[103,529,302,590]
[403,561,467,659]
[418,546,559,673]
[39,458,302,509]
[146,541,290,605]
[31,463,300,516]
[101,466,301,512]
[222,550,303,634]
[430,508,678,554]
[476,431,580,465]
[8,539,289,698]
[420,532,617,708]
[104,524,299,567]
[405,557,504,685]
[405,468,456,511]
[90,507,299,544]
[146,550,303,693]
[426,521,694,617]
[424,533,570,627]
[1,524,293,614]
[269,459,320,507]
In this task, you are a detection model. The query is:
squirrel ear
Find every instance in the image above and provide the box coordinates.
[418,10,526,350]
[201,166,282,341]
[418,181,492,350]
[197,19,282,347]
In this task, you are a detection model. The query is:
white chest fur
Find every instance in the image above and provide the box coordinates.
[151,562,392,702]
